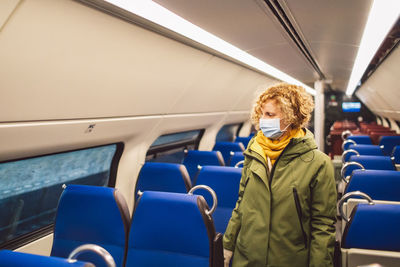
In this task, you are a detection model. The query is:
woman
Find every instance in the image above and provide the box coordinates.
[223,83,336,267]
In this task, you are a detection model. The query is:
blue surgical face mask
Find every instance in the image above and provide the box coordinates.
[259,118,290,139]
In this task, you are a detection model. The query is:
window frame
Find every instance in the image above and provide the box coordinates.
[0,142,124,250]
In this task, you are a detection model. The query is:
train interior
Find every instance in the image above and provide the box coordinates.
[0,0,399,266]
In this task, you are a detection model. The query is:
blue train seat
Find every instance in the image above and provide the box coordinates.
[342,155,395,179]
[234,136,252,148]
[379,136,400,156]
[195,166,242,233]
[126,191,223,267]
[345,170,400,202]
[342,203,400,252]
[51,185,130,267]
[342,144,384,162]
[343,135,372,150]
[212,142,244,165]
[0,250,94,267]
[135,162,191,198]
[392,145,400,164]
[182,150,225,184]
[229,152,244,167]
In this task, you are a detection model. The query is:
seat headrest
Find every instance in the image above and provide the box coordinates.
[212,142,245,164]
[348,155,395,171]
[342,203,400,252]
[182,151,225,183]
[347,135,372,145]
[136,162,191,197]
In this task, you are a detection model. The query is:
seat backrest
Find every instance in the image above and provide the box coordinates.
[379,136,400,155]
[126,191,223,267]
[135,162,191,198]
[348,144,383,156]
[392,145,400,164]
[347,135,372,145]
[51,185,130,267]
[195,166,242,233]
[234,136,252,148]
[345,155,395,178]
[212,142,245,165]
[182,150,225,184]
[0,250,94,267]
[229,152,244,167]
[342,203,400,251]
[345,170,400,201]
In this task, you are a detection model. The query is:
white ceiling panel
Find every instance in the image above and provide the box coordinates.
[153,0,374,91]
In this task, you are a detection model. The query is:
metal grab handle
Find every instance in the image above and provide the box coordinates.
[341,149,360,164]
[341,161,365,183]
[234,160,244,168]
[188,185,217,216]
[342,139,357,151]
[338,191,374,222]
[341,130,353,141]
[68,244,116,267]
[326,135,332,146]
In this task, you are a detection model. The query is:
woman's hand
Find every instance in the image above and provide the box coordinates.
[224,249,233,267]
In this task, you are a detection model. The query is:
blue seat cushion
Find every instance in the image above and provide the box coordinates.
[182,150,224,184]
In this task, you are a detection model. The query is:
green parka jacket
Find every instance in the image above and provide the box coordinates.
[223,129,336,267]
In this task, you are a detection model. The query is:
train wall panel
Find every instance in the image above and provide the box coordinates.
[0,0,276,122]
[357,46,400,121]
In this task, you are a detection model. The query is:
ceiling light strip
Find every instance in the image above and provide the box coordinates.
[346,0,400,96]
[104,0,316,95]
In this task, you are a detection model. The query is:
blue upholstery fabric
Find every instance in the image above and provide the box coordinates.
[392,146,400,164]
[195,166,242,233]
[212,142,244,165]
[343,144,384,162]
[229,152,244,167]
[234,136,252,148]
[344,155,395,178]
[126,191,215,267]
[344,136,372,150]
[135,162,191,198]
[51,185,129,267]
[0,250,94,267]
[345,170,400,201]
[182,150,225,184]
[380,136,400,155]
[342,203,400,251]
[347,135,372,145]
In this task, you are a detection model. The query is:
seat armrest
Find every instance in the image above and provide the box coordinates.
[212,233,224,267]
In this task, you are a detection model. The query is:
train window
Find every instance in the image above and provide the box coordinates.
[0,144,123,249]
[146,130,204,163]
[216,123,242,142]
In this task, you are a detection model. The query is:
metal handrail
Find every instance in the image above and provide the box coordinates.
[341,149,360,164]
[341,130,353,141]
[188,185,217,216]
[234,160,244,168]
[342,139,357,151]
[341,161,365,183]
[68,244,116,267]
[338,191,374,222]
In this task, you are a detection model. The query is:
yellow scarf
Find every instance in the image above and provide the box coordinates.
[255,128,305,165]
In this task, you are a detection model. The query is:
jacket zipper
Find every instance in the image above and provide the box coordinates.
[292,187,308,248]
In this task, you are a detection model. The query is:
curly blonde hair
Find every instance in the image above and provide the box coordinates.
[251,83,314,130]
